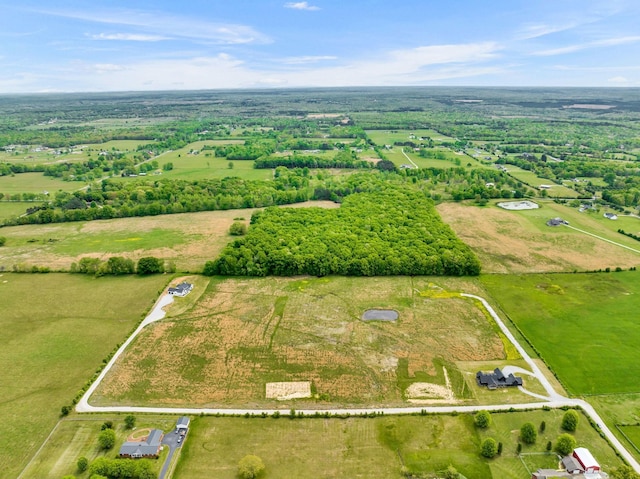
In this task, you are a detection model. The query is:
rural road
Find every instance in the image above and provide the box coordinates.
[76,290,640,473]
[400,148,419,168]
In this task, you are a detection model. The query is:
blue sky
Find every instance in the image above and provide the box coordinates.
[1,0,639,92]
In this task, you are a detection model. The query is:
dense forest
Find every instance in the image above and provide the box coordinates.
[205,188,481,277]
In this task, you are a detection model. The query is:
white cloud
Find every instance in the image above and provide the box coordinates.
[280,55,337,64]
[608,76,629,84]
[533,35,640,56]
[90,33,170,42]
[36,8,271,45]
[284,2,321,11]
[516,22,578,40]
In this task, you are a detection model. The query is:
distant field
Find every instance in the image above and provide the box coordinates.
[0,172,80,195]
[481,271,640,395]
[93,276,505,408]
[437,200,640,273]
[0,202,337,272]
[0,273,168,479]
[0,201,34,220]
[366,129,454,145]
[174,409,622,479]
[504,165,579,198]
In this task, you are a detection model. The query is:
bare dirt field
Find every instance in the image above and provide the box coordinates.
[93,276,505,408]
[437,202,640,273]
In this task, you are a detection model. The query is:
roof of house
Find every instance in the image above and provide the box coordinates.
[119,429,163,457]
[574,447,599,470]
[562,455,582,472]
[476,368,523,388]
[168,282,193,294]
[531,469,573,479]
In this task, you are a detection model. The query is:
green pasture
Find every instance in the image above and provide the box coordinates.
[587,394,640,462]
[175,409,621,479]
[504,165,579,198]
[0,201,35,220]
[0,172,80,195]
[481,271,640,395]
[21,415,175,479]
[0,273,168,479]
[83,139,156,151]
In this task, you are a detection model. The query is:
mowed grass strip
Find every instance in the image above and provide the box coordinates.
[174,409,622,479]
[481,271,640,395]
[0,273,169,479]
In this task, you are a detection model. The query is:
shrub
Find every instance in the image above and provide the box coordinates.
[238,455,265,479]
[77,456,89,472]
[562,410,579,432]
[229,221,247,236]
[540,420,546,432]
[474,410,491,428]
[137,256,164,275]
[481,438,498,458]
[0,236,6,246]
[124,414,136,429]
[520,422,537,444]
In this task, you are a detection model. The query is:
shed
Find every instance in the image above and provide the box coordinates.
[176,416,190,431]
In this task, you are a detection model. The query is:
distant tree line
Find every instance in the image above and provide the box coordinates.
[254,152,372,169]
[205,188,481,277]
[70,256,170,276]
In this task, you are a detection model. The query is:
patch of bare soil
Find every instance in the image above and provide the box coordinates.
[437,202,640,273]
[266,382,312,400]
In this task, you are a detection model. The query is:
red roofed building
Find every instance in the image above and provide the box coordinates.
[573,447,600,473]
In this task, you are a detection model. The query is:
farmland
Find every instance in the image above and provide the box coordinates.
[173,409,623,479]
[92,276,511,408]
[480,271,640,395]
[0,273,168,479]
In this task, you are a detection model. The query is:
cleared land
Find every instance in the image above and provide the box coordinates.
[0,201,338,272]
[0,273,169,479]
[174,410,622,479]
[481,271,640,395]
[0,173,79,195]
[93,276,505,408]
[437,201,640,273]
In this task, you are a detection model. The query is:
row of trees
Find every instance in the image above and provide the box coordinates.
[70,256,169,276]
[205,188,481,277]
[254,152,372,170]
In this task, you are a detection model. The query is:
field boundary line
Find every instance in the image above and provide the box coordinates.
[564,224,640,254]
[16,419,63,479]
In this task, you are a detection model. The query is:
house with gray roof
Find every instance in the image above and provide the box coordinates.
[119,429,164,458]
[168,282,193,297]
[476,368,523,389]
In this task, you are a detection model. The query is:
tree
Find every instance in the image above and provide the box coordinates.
[124,414,136,429]
[238,455,265,479]
[441,465,460,479]
[474,410,491,429]
[481,438,498,458]
[540,420,546,432]
[229,222,247,236]
[98,428,116,450]
[520,422,537,444]
[162,162,174,171]
[137,256,164,275]
[77,456,89,472]
[554,433,576,456]
[562,410,579,432]
[610,464,640,479]
[228,161,234,169]
[546,441,552,452]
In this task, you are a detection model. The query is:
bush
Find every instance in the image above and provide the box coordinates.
[77,456,89,472]
[229,221,247,236]
[481,438,498,458]
[124,414,136,429]
[98,429,116,450]
[238,455,265,479]
[562,410,579,432]
[101,421,113,430]
[555,433,576,456]
[0,236,6,246]
[520,422,537,444]
[474,410,491,429]
[540,420,546,432]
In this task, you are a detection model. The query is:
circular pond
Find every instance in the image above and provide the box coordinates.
[362,309,399,321]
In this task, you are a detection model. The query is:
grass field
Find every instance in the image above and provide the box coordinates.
[0,201,36,221]
[504,165,579,198]
[0,273,169,479]
[173,409,622,479]
[0,201,338,273]
[480,271,640,395]
[365,129,454,146]
[0,173,80,195]
[93,276,508,408]
[21,415,176,479]
[437,200,640,273]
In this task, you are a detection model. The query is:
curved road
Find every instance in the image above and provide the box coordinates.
[76,291,640,473]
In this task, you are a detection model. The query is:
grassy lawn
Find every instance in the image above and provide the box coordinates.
[504,165,579,198]
[0,173,80,195]
[21,415,176,479]
[0,201,35,221]
[93,276,507,408]
[366,129,454,146]
[174,409,622,479]
[0,273,169,479]
[480,271,640,395]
